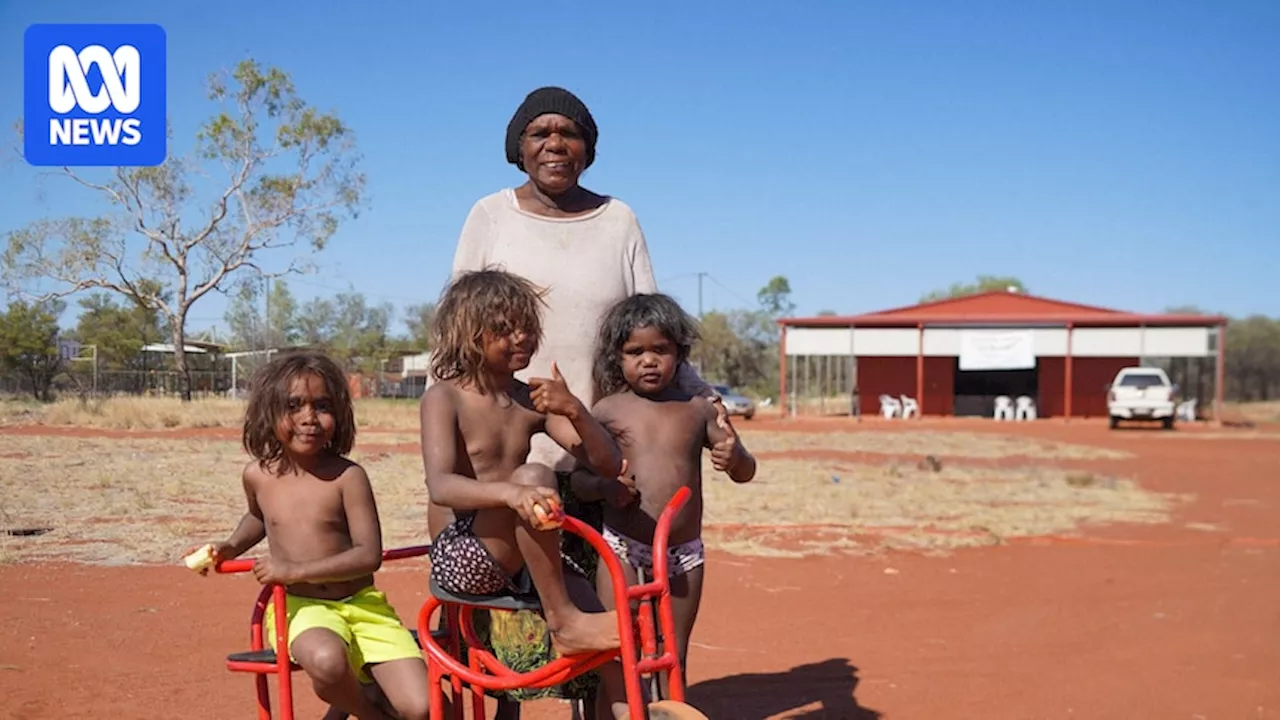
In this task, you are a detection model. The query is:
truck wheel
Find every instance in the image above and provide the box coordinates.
[1109,416,1119,430]
[1162,417,1174,430]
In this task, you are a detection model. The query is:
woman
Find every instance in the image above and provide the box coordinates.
[449,84,713,472]
[428,86,718,717]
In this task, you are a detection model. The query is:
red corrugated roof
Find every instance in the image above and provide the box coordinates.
[779,291,1227,328]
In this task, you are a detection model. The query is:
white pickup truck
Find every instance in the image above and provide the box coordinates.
[1107,366,1178,429]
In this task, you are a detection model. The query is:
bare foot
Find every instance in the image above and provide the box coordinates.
[549,609,621,656]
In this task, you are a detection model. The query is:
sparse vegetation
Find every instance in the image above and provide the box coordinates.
[0,429,1183,564]
[0,396,421,431]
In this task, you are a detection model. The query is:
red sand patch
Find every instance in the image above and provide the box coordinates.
[1,420,1278,718]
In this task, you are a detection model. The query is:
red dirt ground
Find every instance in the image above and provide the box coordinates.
[2,419,1278,719]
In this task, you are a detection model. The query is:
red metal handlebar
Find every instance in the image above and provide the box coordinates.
[214,544,432,575]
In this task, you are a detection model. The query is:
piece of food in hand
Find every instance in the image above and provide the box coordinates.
[530,498,564,531]
[183,544,217,572]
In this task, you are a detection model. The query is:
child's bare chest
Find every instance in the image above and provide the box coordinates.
[456,397,542,475]
[256,478,347,535]
[617,399,706,460]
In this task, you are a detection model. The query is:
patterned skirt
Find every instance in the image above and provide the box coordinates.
[463,471,604,703]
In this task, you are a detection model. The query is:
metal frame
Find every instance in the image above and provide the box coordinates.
[216,545,433,720]
[418,488,698,720]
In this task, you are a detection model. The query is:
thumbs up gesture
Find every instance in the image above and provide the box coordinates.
[709,398,742,473]
[529,362,583,418]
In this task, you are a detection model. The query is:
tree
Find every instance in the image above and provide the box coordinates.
[329,292,395,373]
[266,279,298,348]
[0,299,66,401]
[290,290,396,372]
[757,276,796,317]
[72,288,166,369]
[295,296,335,346]
[223,277,298,350]
[2,60,366,400]
[1226,315,1280,401]
[224,282,264,350]
[921,275,1028,302]
[403,302,436,351]
[694,276,794,398]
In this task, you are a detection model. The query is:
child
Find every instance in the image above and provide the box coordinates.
[191,351,429,720]
[573,292,757,695]
[420,268,627,660]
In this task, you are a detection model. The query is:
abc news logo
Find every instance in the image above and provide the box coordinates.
[48,44,143,147]
[23,24,167,167]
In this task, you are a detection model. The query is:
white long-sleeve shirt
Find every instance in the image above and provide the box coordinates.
[447,188,707,471]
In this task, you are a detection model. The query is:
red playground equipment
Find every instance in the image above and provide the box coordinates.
[216,545,441,720]
[215,488,707,719]
[417,487,707,720]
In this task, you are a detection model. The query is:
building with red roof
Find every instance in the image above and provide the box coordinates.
[776,289,1226,420]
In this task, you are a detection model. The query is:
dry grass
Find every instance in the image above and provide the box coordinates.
[739,429,1131,460]
[0,436,430,565]
[5,395,1279,434]
[0,433,1180,564]
[1223,400,1280,425]
[700,456,1181,556]
[0,397,423,431]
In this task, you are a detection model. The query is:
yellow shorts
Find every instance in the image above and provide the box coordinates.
[264,586,421,684]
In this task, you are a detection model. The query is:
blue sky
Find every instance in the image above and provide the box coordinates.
[2,1,1276,337]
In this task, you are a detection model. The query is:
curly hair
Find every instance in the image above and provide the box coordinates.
[429,268,548,393]
[593,293,701,397]
[242,350,355,475]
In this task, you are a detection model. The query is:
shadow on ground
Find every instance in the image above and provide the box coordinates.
[685,658,882,719]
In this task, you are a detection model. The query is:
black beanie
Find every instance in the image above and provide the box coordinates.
[505,86,598,171]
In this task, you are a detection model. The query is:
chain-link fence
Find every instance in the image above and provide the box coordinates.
[0,368,429,400]
[0,369,234,399]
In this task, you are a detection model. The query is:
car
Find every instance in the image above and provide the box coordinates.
[1106,366,1178,430]
[711,383,756,420]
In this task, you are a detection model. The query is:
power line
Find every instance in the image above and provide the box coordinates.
[286,276,434,305]
[657,272,699,286]
[705,273,757,309]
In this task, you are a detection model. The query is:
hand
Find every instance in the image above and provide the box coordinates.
[506,484,563,528]
[251,556,299,586]
[181,541,232,576]
[528,362,582,417]
[709,399,741,474]
[600,458,640,509]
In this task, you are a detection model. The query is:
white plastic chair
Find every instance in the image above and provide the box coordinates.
[900,395,919,419]
[993,395,1014,421]
[1015,395,1037,421]
[1177,398,1197,422]
[878,394,902,419]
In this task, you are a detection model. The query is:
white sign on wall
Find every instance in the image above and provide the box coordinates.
[958,329,1036,371]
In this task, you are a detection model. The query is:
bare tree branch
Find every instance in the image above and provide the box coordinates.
[2,59,366,400]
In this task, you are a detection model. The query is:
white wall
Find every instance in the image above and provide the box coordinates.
[783,327,852,356]
[1141,327,1211,357]
[401,351,432,376]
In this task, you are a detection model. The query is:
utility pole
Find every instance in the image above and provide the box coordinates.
[694,272,709,376]
[263,275,271,351]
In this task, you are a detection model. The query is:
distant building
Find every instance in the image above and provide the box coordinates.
[778,290,1226,419]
